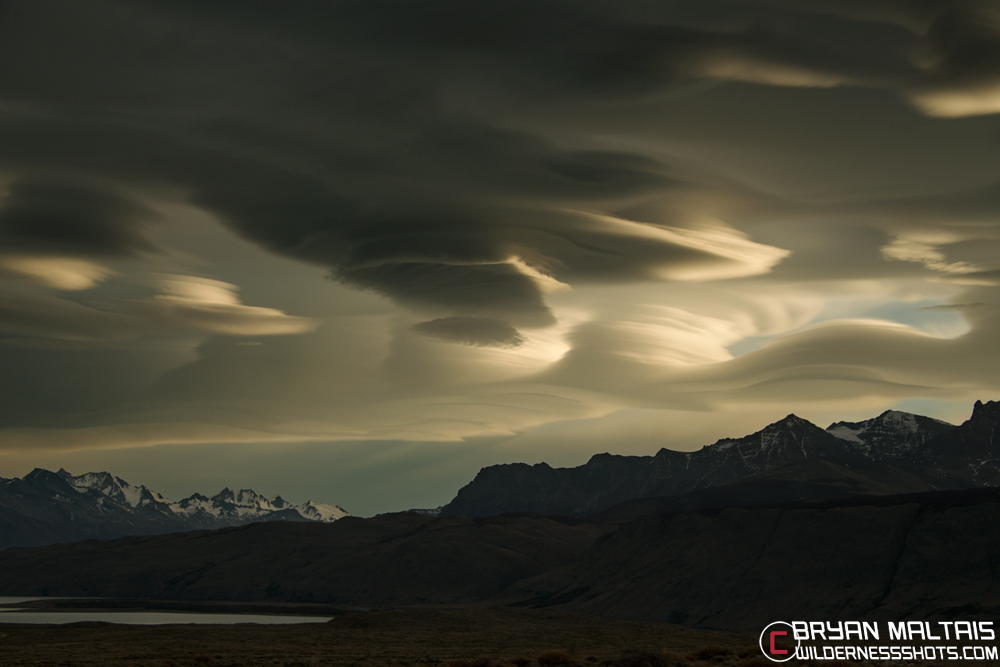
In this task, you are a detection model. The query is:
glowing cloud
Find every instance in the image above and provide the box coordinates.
[909,81,1000,118]
[0,256,115,290]
[692,54,853,88]
[881,235,982,275]
[649,221,791,281]
[133,275,319,336]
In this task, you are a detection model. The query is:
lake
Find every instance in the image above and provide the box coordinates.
[0,597,333,625]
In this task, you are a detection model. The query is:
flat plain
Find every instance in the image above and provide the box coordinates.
[0,608,759,667]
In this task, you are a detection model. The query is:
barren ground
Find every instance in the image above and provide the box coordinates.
[0,607,762,667]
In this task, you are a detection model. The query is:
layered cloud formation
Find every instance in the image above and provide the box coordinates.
[0,0,998,487]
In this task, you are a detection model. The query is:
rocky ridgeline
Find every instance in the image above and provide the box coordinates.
[441,401,999,517]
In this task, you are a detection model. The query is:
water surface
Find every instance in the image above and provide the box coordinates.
[0,609,332,625]
[0,598,332,625]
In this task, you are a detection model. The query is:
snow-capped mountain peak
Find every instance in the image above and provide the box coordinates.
[171,493,220,517]
[202,487,315,519]
[826,409,955,457]
[65,470,173,508]
[53,470,350,524]
[294,500,350,523]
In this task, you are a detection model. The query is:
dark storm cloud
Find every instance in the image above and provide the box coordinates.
[911,3,1000,77]
[896,1,1000,116]
[143,0,918,92]
[338,263,554,327]
[3,0,1000,483]
[2,0,972,327]
[412,317,526,349]
[0,179,157,258]
[917,1,1000,76]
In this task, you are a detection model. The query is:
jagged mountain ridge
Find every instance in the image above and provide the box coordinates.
[3,401,996,548]
[910,400,1000,487]
[441,412,885,517]
[826,410,955,457]
[58,468,350,523]
[442,403,999,518]
[0,468,349,550]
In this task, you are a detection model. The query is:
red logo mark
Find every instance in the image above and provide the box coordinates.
[759,621,798,662]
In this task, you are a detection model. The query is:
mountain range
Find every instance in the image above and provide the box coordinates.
[0,468,349,549]
[441,404,992,517]
[2,400,997,550]
[0,399,997,630]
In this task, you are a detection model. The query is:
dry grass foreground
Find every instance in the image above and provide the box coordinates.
[0,607,766,667]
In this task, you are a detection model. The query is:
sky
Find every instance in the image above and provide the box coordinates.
[1,0,1000,515]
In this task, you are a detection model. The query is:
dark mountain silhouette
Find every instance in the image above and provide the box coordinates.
[825,409,955,455]
[589,455,957,522]
[502,486,1000,630]
[910,399,1000,486]
[0,512,610,605]
[441,408,969,517]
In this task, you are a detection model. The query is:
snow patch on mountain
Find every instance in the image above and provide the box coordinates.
[827,424,864,443]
